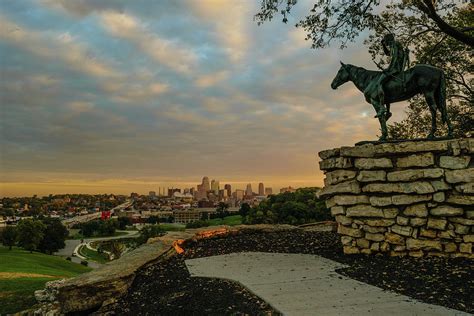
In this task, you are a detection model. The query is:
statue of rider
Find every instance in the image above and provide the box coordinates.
[366,33,409,118]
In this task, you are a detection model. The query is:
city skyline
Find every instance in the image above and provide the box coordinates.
[1,1,399,197]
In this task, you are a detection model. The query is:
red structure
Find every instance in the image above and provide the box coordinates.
[101,210,111,220]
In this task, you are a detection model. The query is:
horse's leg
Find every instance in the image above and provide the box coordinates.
[385,103,392,120]
[372,100,388,141]
[425,92,437,139]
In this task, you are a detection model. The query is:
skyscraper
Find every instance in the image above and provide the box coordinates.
[265,187,273,196]
[245,183,253,197]
[202,176,210,191]
[211,179,219,194]
[258,183,264,196]
[224,184,232,197]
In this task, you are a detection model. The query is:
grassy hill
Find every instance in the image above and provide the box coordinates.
[0,246,92,314]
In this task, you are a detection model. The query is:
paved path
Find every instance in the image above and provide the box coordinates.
[185,252,469,316]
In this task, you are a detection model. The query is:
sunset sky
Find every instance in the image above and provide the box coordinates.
[0,0,405,197]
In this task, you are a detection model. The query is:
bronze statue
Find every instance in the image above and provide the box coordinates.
[331,34,452,141]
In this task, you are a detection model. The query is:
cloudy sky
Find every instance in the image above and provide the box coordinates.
[0,0,405,197]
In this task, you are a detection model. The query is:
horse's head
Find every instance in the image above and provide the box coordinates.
[331,62,350,90]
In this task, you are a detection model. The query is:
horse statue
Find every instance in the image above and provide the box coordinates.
[330,62,453,141]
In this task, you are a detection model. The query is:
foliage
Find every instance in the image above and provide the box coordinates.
[243,188,330,225]
[186,220,210,229]
[215,202,229,219]
[118,216,132,229]
[79,219,118,237]
[137,224,166,245]
[255,1,473,49]
[80,260,89,266]
[1,225,17,250]
[146,215,160,224]
[37,218,68,254]
[16,219,46,253]
[239,203,251,217]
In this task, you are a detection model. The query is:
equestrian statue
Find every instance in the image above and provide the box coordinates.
[331,34,453,141]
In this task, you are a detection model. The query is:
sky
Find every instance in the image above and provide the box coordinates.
[0,0,406,197]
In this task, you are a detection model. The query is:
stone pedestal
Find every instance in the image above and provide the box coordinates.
[318,138,474,258]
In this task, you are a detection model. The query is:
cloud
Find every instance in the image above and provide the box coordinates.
[99,11,199,74]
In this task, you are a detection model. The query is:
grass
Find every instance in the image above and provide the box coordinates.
[78,245,109,264]
[207,215,242,226]
[0,246,91,314]
[68,230,129,240]
[158,223,186,231]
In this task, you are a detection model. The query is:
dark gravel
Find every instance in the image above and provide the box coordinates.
[105,230,473,315]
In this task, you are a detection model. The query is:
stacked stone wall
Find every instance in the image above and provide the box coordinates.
[318,138,474,258]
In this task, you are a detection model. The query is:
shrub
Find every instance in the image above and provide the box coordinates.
[66,257,71,261]
[80,260,88,266]
[186,220,210,229]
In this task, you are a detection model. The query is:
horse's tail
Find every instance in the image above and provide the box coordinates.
[437,70,448,124]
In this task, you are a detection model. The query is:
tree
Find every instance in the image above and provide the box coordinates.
[16,219,46,253]
[1,226,17,250]
[137,225,165,245]
[216,202,229,219]
[239,203,251,218]
[118,216,132,229]
[38,218,68,254]
[255,1,473,49]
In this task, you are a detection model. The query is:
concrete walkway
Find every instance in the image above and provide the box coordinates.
[185,252,469,316]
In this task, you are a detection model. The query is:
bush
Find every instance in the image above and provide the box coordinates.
[137,225,166,245]
[66,257,71,261]
[80,260,89,266]
[185,220,210,229]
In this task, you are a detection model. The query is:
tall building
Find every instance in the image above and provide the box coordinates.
[258,183,264,196]
[280,186,296,193]
[245,183,253,197]
[265,187,273,196]
[202,176,210,191]
[235,189,244,200]
[224,184,232,197]
[211,179,220,194]
[149,191,156,197]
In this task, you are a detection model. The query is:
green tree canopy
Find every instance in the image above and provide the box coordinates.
[1,226,17,250]
[16,219,46,253]
[38,218,68,254]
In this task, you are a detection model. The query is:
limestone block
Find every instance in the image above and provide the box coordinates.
[343,246,361,254]
[463,235,474,243]
[437,230,456,239]
[319,157,352,170]
[357,170,386,182]
[365,232,385,242]
[369,196,392,207]
[356,238,370,248]
[362,225,387,233]
[449,217,474,226]
[391,224,413,236]
[455,183,474,194]
[362,182,434,194]
[454,224,469,235]
[410,217,427,227]
[337,225,364,237]
[406,238,442,251]
[380,242,390,252]
[411,228,419,238]
[355,158,392,169]
[385,232,405,245]
[459,243,472,254]
[433,192,445,203]
[392,194,432,205]
[439,156,471,169]
[363,219,395,227]
[330,206,345,216]
[430,180,451,191]
[404,204,428,217]
[446,195,474,205]
[387,168,443,182]
[420,228,438,238]
[409,250,425,257]
[335,215,352,226]
[373,140,448,155]
[346,205,383,217]
[445,168,474,183]
[443,242,457,252]
[390,251,407,257]
[333,195,370,206]
[340,144,375,157]
[383,208,399,219]
[430,205,463,217]
[318,180,360,198]
[396,153,434,168]
[318,148,340,160]
[341,236,353,245]
[370,242,380,251]
[427,218,447,230]
[467,211,474,219]
[324,170,357,185]
[396,216,409,226]
[361,248,372,255]
[325,197,336,208]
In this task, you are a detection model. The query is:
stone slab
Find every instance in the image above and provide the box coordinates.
[185,252,468,316]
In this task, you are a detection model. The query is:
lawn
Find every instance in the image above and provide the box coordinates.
[78,245,109,264]
[207,215,242,226]
[158,223,186,231]
[0,246,92,314]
